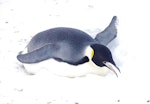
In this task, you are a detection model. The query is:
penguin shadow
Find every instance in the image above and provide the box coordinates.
[15,56,35,75]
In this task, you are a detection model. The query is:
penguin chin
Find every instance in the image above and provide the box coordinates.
[102,61,120,77]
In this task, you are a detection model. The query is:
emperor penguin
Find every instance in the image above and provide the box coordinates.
[17,16,120,77]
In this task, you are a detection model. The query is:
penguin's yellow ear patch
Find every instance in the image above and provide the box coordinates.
[90,48,94,58]
[85,46,94,59]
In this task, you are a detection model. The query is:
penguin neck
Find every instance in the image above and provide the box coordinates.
[86,59,110,76]
[84,46,110,76]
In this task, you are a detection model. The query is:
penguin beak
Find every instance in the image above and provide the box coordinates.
[102,61,120,77]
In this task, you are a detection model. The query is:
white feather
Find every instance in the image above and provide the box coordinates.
[23,58,110,77]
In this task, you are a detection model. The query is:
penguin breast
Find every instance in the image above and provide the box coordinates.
[23,58,110,77]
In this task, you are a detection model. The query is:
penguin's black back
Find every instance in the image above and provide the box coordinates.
[28,27,95,52]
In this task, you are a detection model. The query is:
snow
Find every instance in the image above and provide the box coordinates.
[0,0,150,104]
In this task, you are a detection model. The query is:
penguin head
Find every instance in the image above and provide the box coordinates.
[86,44,120,77]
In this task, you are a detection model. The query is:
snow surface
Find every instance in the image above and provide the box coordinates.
[0,0,150,104]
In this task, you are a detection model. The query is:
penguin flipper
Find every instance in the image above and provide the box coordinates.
[17,43,60,64]
[17,43,89,65]
[95,16,117,46]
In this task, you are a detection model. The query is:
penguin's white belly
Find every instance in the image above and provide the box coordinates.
[23,59,110,77]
